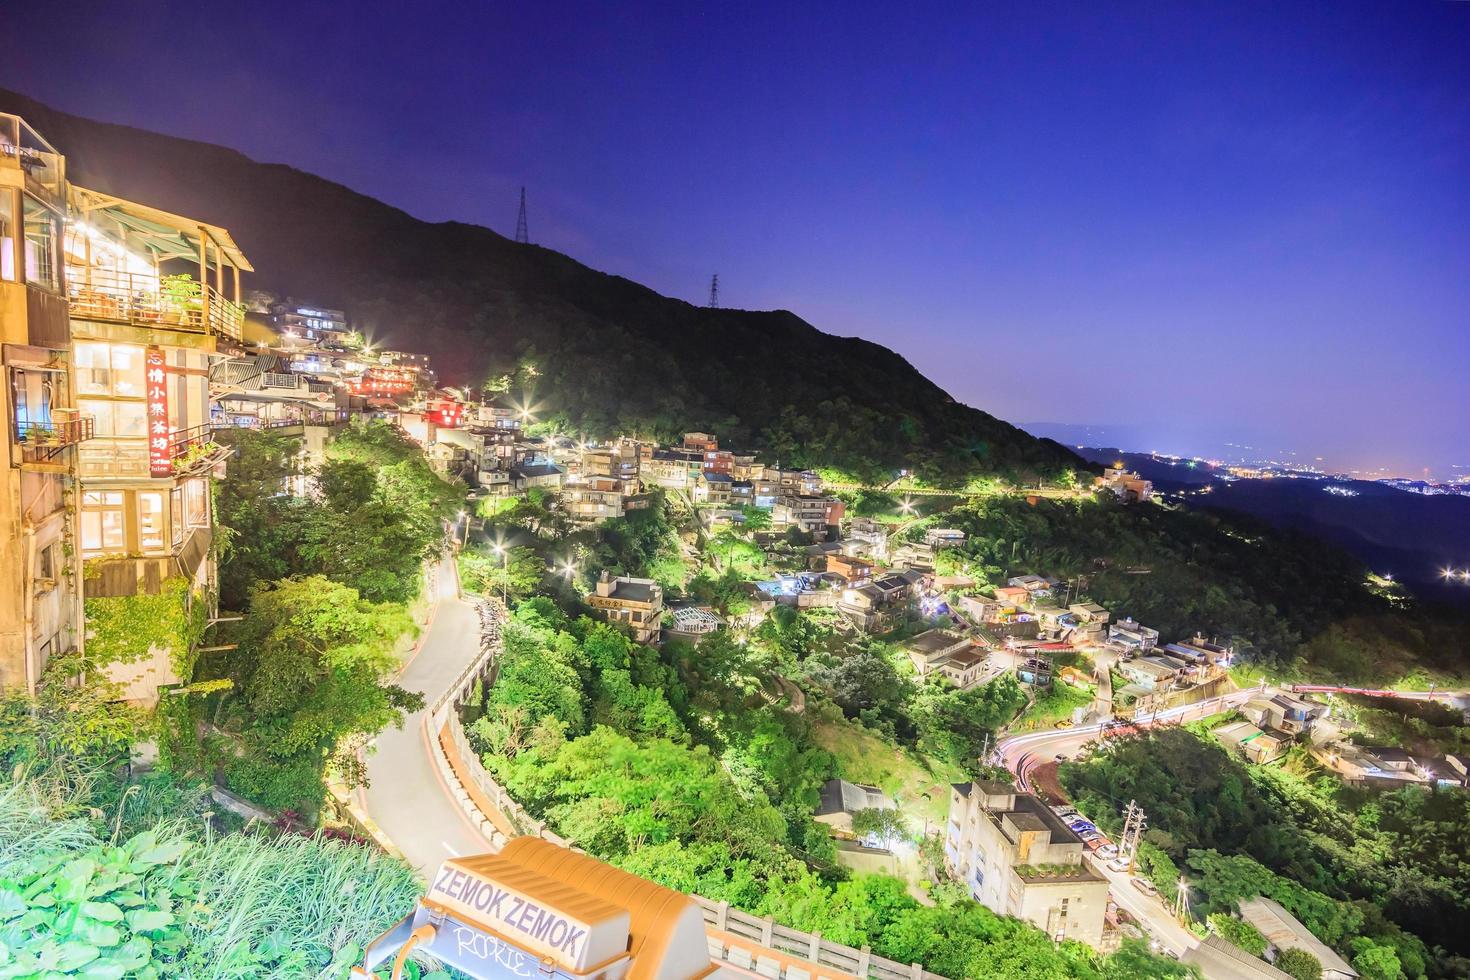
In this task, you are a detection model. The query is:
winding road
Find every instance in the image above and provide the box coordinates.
[360,556,491,876]
[995,689,1259,955]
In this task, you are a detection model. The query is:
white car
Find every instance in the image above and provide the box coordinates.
[1107,856,1132,874]
[1131,878,1158,897]
[1096,844,1119,860]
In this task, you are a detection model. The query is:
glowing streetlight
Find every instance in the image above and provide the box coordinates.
[1175,878,1190,920]
[899,497,915,515]
[491,542,509,605]
[560,560,577,579]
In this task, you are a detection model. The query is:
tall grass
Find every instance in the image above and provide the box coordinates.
[0,778,424,979]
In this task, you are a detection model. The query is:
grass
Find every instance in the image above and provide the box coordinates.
[1010,681,1094,731]
[810,714,963,826]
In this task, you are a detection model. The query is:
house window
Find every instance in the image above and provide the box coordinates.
[138,491,166,553]
[0,190,14,281]
[74,342,146,397]
[184,478,208,528]
[22,195,59,292]
[81,491,126,553]
[170,488,185,547]
[78,398,147,438]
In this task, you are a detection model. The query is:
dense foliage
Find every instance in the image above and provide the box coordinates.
[462,597,1186,978]
[216,422,460,609]
[930,494,1466,677]
[0,781,425,980]
[1060,728,1470,977]
[5,88,1085,485]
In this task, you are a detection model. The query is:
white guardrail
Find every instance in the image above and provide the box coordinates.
[423,597,944,980]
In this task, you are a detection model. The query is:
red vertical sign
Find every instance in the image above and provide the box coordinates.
[146,346,171,476]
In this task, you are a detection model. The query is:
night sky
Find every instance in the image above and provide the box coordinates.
[6,2,1467,477]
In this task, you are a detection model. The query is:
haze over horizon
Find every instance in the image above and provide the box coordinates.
[7,1,1467,477]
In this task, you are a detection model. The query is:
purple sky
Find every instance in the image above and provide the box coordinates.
[7,2,1468,477]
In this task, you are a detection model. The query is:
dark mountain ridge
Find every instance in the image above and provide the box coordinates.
[0,88,1081,483]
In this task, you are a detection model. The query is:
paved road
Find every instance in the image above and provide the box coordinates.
[995,689,1258,955]
[361,557,491,877]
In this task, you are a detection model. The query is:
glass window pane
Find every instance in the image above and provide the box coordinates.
[185,478,207,527]
[22,196,58,291]
[109,344,146,397]
[75,343,112,396]
[114,401,147,438]
[171,488,185,546]
[0,190,13,282]
[138,492,165,552]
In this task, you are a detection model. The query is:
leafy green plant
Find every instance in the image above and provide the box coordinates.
[0,826,192,978]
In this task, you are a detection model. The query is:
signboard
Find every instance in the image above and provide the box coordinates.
[145,346,171,476]
[432,402,464,428]
[426,859,629,973]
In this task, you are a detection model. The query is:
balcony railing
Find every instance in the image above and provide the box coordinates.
[65,268,244,340]
[1,115,64,205]
[168,423,216,459]
[14,412,94,462]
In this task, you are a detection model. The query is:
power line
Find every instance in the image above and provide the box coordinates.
[707,273,719,308]
[515,186,529,244]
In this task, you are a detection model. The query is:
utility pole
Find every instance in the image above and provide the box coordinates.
[707,273,719,308]
[1119,800,1147,872]
[515,186,530,244]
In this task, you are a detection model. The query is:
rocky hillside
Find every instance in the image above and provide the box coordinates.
[1,88,1082,482]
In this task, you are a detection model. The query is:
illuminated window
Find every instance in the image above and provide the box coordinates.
[81,491,126,553]
[22,195,59,292]
[74,342,146,397]
[79,398,147,438]
[137,491,166,553]
[171,488,185,546]
[0,191,14,281]
[184,478,208,528]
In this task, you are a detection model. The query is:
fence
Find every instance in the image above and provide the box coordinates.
[424,597,945,980]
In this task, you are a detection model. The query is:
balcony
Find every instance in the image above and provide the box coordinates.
[66,268,244,341]
[79,423,231,480]
[14,412,94,464]
[0,115,65,207]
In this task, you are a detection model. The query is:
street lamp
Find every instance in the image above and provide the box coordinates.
[561,560,577,580]
[1175,878,1190,920]
[491,543,508,606]
[899,497,915,515]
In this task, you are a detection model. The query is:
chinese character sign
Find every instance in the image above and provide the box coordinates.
[146,347,171,476]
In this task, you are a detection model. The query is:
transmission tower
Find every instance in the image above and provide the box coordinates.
[515,186,529,244]
[707,273,719,308]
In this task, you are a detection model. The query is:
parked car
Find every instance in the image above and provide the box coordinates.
[1096,844,1119,860]
[1131,878,1158,897]
[1107,856,1132,874]
[1053,753,1070,763]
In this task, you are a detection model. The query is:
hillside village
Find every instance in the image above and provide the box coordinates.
[4,107,1470,980]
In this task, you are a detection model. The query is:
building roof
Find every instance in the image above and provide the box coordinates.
[608,579,660,603]
[1183,936,1295,980]
[815,779,890,817]
[512,463,564,479]
[668,606,722,633]
[944,648,987,669]
[1237,897,1357,978]
[908,629,969,656]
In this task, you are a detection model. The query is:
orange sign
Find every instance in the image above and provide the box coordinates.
[146,346,171,476]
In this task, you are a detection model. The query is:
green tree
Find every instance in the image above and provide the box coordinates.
[216,576,422,813]
[1208,913,1268,957]
[850,807,907,847]
[1275,947,1323,980]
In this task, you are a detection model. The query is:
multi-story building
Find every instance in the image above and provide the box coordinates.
[562,475,632,523]
[1107,616,1160,653]
[66,184,248,702]
[945,781,1109,947]
[586,572,664,644]
[772,493,844,533]
[1,113,85,691]
[270,300,351,348]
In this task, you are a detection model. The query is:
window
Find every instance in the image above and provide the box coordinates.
[22,196,59,292]
[184,478,208,528]
[78,399,147,438]
[81,491,126,553]
[0,190,13,282]
[138,491,166,553]
[171,488,185,547]
[38,542,57,581]
[74,342,146,397]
